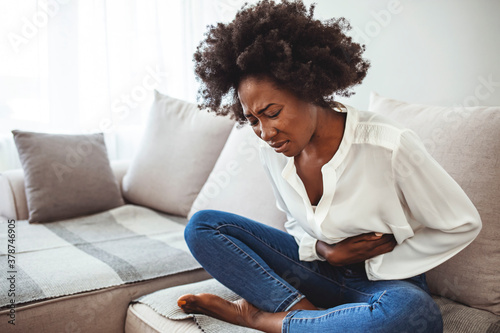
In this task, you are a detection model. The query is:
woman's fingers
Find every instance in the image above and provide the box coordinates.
[362,233,397,247]
[357,233,397,255]
[370,234,397,254]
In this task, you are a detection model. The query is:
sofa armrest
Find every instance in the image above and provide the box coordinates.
[0,169,28,220]
[0,159,131,221]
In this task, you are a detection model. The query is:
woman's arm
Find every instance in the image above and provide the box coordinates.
[365,130,482,280]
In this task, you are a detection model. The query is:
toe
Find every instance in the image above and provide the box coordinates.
[177,294,194,309]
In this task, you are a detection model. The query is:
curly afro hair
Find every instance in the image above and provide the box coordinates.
[194,0,370,124]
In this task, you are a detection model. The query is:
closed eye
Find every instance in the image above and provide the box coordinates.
[248,118,259,126]
[247,109,280,126]
[269,109,282,118]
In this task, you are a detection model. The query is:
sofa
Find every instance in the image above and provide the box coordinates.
[0,90,498,333]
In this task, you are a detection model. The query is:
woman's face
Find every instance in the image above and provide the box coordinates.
[237,76,319,157]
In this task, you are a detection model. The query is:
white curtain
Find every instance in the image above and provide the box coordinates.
[0,0,253,171]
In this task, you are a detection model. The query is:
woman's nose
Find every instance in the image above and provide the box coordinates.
[259,122,277,141]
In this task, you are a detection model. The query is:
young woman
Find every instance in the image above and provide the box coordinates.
[177,1,481,332]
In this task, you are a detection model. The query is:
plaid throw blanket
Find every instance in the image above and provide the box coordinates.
[0,204,201,307]
[135,278,263,333]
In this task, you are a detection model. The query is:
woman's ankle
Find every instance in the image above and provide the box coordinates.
[288,298,318,311]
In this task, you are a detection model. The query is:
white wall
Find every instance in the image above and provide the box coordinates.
[1,1,499,171]
[304,0,500,110]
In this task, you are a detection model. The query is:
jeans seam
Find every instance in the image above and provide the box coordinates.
[284,289,389,324]
[283,294,306,311]
[217,232,303,311]
[282,310,300,333]
[216,223,374,298]
[277,293,305,313]
[375,290,387,303]
[290,304,372,321]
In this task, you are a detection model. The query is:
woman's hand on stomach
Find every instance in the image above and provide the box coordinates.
[316,233,396,266]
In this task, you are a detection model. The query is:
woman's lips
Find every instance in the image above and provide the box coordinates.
[270,140,289,153]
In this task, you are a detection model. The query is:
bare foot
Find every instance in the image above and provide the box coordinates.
[177,293,285,333]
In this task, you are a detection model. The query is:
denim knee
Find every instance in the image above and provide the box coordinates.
[184,209,221,247]
[386,286,443,332]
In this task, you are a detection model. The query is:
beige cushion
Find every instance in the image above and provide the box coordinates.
[128,278,500,333]
[369,92,500,315]
[0,269,210,333]
[431,296,500,333]
[122,91,234,217]
[188,124,287,231]
[133,278,260,333]
[126,303,201,333]
[11,130,124,223]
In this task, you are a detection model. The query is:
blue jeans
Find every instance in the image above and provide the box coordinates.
[185,210,443,333]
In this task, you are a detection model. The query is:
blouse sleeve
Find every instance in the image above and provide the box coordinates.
[365,130,482,280]
[259,149,325,262]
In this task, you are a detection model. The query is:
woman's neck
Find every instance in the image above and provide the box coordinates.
[298,106,347,164]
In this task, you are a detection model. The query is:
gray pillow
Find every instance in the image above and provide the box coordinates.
[11,130,124,223]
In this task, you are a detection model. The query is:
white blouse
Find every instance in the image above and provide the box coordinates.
[259,104,482,281]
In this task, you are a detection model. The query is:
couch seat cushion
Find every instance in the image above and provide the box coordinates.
[0,204,201,307]
[131,278,262,333]
[126,303,202,333]
[432,296,500,333]
[0,270,210,333]
[129,278,500,333]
